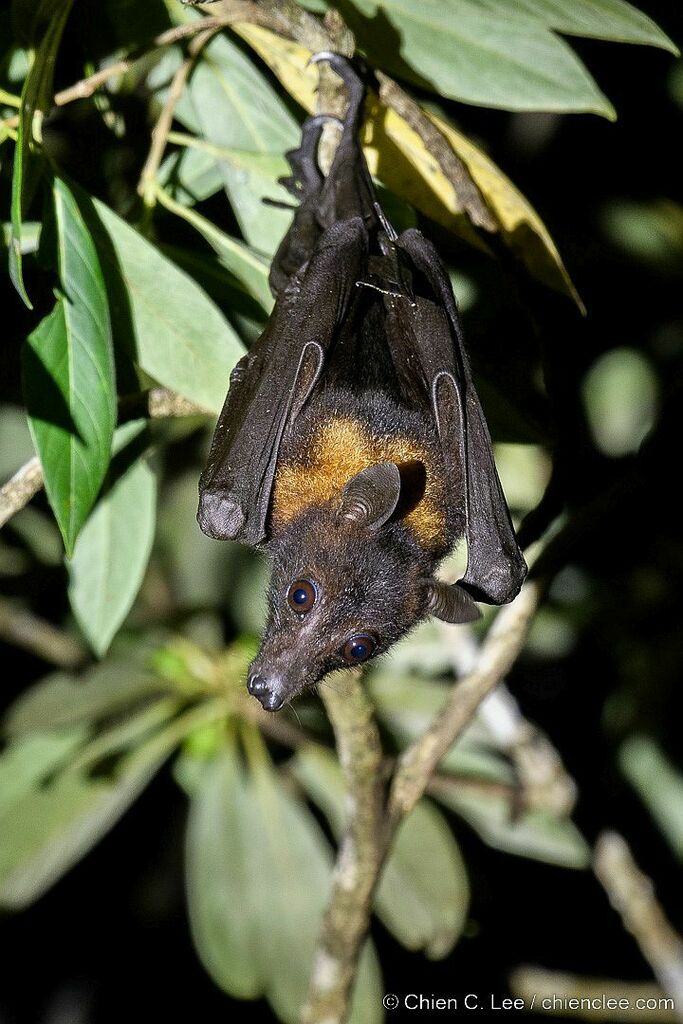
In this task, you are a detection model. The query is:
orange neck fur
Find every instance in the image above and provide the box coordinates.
[271,416,447,549]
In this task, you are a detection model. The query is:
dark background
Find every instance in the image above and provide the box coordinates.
[1,1,682,1021]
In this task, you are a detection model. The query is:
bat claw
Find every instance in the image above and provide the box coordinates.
[304,113,344,130]
[307,52,363,91]
[307,50,338,69]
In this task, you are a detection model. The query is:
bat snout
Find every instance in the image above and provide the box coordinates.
[247,672,285,712]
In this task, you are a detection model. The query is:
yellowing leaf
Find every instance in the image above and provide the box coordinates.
[427,109,583,306]
[232,23,318,112]
[232,22,581,307]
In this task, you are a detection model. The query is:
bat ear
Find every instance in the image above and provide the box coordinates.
[424,580,482,624]
[338,463,402,530]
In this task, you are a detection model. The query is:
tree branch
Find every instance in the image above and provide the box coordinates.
[18,0,495,261]
[301,671,385,1024]
[0,597,88,668]
[594,831,683,1019]
[388,580,542,824]
[302,581,541,1024]
[511,967,678,1022]
[0,458,44,530]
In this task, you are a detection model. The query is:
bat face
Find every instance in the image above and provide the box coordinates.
[246,500,431,711]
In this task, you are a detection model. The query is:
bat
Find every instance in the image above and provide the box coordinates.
[198,54,527,711]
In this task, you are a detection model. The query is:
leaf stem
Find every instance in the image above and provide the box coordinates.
[0,596,88,668]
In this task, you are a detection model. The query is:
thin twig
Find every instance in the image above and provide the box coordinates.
[0,597,88,668]
[594,831,683,1020]
[53,16,248,107]
[137,24,222,204]
[301,671,385,1024]
[511,966,677,1021]
[0,390,208,529]
[436,615,577,817]
[388,580,542,824]
[0,458,44,530]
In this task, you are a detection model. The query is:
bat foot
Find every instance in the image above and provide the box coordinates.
[307,52,365,105]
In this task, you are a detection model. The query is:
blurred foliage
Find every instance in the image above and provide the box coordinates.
[0,0,681,1021]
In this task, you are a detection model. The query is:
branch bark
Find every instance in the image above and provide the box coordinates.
[594,831,683,1020]
[301,672,385,1024]
[0,458,44,530]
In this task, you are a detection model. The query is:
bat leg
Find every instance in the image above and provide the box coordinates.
[279,114,342,200]
[310,53,378,230]
[309,52,366,131]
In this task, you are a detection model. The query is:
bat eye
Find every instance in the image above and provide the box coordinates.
[287,578,317,614]
[342,633,377,664]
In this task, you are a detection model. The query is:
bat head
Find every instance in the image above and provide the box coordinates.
[246,463,479,711]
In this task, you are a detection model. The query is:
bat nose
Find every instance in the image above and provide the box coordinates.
[247,674,284,712]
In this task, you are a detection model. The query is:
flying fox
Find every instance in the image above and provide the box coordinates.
[198,54,527,711]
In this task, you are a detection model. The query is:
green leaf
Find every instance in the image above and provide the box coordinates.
[158,144,225,207]
[601,198,683,267]
[184,735,382,1023]
[0,727,86,818]
[161,243,268,347]
[9,0,75,306]
[378,801,470,957]
[480,0,678,52]
[156,468,242,609]
[156,184,273,313]
[582,347,658,458]
[432,783,590,868]
[68,421,157,656]
[294,744,470,958]
[23,177,116,555]
[619,736,683,859]
[341,0,614,116]
[92,198,244,414]
[150,15,299,253]
[0,701,183,908]
[3,659,175,736]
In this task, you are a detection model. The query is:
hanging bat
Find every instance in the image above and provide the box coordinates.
[197,54,527,711]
